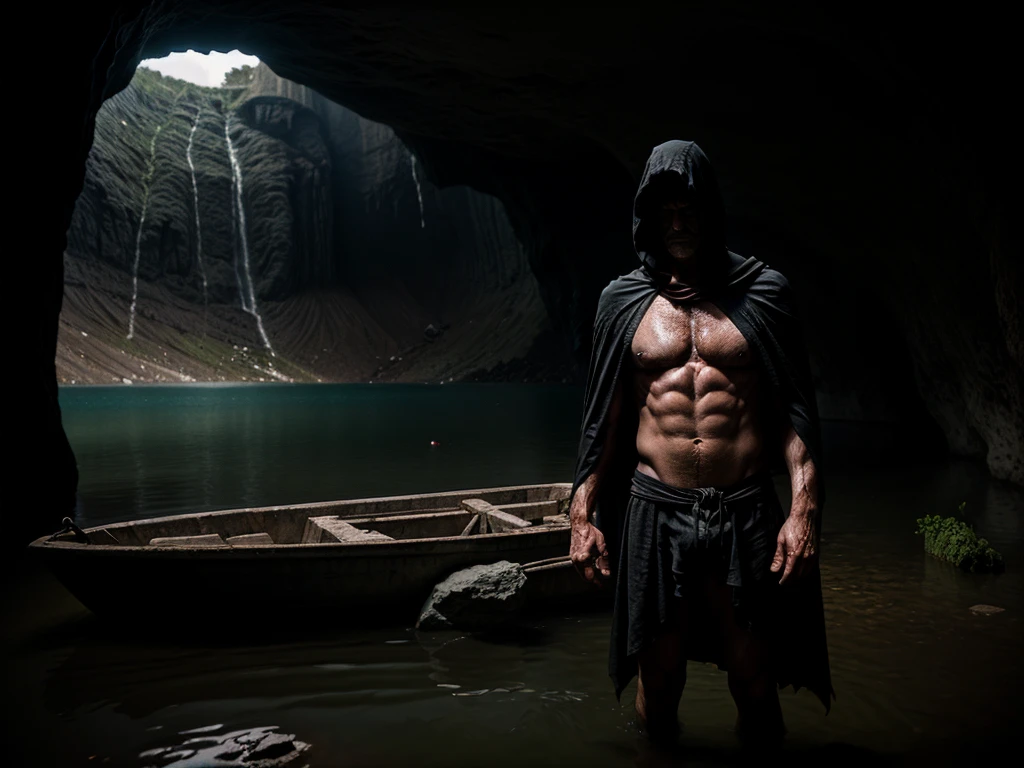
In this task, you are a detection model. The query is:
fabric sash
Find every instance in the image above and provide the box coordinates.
[629,468,773,589]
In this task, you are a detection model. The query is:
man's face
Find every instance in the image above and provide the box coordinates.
[658,192,700,263]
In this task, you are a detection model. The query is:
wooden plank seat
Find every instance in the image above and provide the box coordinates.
[491,500,561,522]
[460,499,532,533]
[301,516,394,544]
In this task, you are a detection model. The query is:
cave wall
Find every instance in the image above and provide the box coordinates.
[251,65,542,350]
[12,2,1022,543]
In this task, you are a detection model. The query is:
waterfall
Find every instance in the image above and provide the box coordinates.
[410,152,425,228]
[186,108,208,310]
[126,124,162,340]
[225,114,275,356]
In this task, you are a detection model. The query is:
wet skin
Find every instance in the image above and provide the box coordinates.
[632,294,764,489]
[569,190,820,747]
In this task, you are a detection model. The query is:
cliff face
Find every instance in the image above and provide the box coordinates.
[67,70,320,307]
[60,64,556,385]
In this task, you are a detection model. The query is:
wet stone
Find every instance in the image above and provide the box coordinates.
[417,560,527,631]
[969,604,1006,615]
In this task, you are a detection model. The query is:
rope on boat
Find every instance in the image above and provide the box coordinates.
[47,517,90,544]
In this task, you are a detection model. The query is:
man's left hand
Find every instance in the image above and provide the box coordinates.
[770,509,818,584]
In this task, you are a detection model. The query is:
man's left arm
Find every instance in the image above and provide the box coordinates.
[770,424,820,584]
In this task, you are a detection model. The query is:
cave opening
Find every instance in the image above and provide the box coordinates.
[62,49,566,388]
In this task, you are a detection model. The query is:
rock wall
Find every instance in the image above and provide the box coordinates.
[66,67,335,308]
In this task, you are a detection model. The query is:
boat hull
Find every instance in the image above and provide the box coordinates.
[35,530,585,625]
[28,483,608,626]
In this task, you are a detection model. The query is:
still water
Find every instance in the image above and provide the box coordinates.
[63,384,582,527]
[3,384,1022,766]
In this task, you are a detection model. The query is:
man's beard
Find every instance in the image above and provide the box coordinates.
[665,239,698,262]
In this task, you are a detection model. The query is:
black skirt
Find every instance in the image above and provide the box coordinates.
[609,468,834,713]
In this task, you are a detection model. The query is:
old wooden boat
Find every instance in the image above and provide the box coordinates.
[29,482,604,626]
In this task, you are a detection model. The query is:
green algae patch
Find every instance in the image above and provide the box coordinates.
[916,503,1004,573]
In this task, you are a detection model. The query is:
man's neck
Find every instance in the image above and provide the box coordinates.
[667,261,702,288]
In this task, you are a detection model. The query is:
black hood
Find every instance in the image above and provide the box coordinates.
[632,140,729,284]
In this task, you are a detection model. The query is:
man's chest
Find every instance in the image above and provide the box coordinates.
[631,295,751,370]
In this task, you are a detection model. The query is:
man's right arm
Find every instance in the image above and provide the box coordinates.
[569,378,625,583]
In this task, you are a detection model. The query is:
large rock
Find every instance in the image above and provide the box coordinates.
[417,561,527,630]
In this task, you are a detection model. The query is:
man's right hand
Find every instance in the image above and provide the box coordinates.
[570,519,611,584]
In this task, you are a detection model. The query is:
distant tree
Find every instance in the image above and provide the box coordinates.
[222,65,255,87]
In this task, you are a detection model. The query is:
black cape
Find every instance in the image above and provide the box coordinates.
[570,140,834,711]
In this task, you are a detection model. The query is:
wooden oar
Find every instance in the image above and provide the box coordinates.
[522,556,573,574]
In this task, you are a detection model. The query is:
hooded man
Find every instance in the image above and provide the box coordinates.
[568,140,833,747]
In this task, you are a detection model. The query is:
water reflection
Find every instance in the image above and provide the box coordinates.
[140,725,309,767]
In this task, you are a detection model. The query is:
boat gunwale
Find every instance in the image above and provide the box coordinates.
[29,524,571,556]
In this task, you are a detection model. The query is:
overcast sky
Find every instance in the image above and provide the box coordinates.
[137,50,261,87]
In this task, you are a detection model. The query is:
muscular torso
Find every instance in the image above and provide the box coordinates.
[631,295,766,488]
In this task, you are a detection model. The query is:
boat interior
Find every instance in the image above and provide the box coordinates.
[43,483,574,549]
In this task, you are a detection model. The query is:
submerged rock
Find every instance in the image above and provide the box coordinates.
[969,604,1006,615]
[417,560,527,630]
